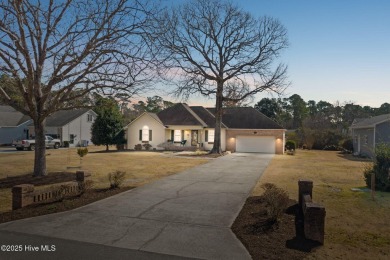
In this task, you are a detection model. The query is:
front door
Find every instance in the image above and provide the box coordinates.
[191,130,198,146]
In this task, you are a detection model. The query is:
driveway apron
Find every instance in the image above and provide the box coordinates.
[0,153,273,260]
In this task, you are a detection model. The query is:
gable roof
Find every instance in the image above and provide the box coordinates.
[0,106,31,127]
[157,103,207,126]
[217,107,284,129]
[351,113,390,128]
[37,109,95,127]
[0,106,96,127]
[126,103,284,130]
[189,106,219,128]
[147,112,163,125]
[126,112,164,128]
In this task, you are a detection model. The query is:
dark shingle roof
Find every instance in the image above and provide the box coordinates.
[147,112,163,125]
[143,103,284,130]
[45,109,91,127]
[0,106,31,127]
[189,106,218,128]
[0,106,94,127]
[351,114,390,128]
[157,103,206,126]
[217,107,283,129]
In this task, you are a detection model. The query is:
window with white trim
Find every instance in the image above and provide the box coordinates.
[174,130,182,142]
[142,126,149,141]
[208,130,215,143]
[87,114,93,122]
[364,135,368,145]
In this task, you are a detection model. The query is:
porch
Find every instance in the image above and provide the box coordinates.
[165,128,204,148]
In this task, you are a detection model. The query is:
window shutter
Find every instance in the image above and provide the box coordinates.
[205,130,208,142]
[149,130,152,141]
[181,130,184,141]
[171,130,174,141]
[139,130,142,141]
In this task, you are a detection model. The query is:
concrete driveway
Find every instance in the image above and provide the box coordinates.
[0,153,273,260]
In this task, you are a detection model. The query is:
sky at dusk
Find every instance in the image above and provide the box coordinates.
[158,0,390,108]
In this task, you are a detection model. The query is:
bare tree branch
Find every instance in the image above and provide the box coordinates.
[0,0,160,176]
[151,0,289,153]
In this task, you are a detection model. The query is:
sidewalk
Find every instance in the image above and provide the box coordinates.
[0,153,273,259]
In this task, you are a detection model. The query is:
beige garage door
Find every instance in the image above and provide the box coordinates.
[236,136,275,153]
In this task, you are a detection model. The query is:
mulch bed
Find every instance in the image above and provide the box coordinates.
[232,196,322,260]
[2,173,323,260]
[0,172,133,224]
[0,187,133,224]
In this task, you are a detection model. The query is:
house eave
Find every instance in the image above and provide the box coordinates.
[0,119,32,128]
[125,112,164,128]
[350,117,390,129]
[56,109,97,128]
[227,128,286,131]
[164,125,204,129]
[350,125,375,129]
[182,104,208,127]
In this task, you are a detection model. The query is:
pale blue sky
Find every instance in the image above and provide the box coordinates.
[158,0,390,107]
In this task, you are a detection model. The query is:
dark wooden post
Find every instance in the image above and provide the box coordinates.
[298,179,313,207]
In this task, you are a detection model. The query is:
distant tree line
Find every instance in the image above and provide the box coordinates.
[118,96,175,125]
[255,94,390,150]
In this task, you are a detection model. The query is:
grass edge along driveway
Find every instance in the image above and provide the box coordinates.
[0,148,209,213]
[252,150,390,260]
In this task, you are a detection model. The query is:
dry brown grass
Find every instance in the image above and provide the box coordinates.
[0,146,208,213]
[252,149,390,259]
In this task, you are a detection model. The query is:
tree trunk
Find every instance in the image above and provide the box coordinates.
[210,81,224,154]
[106,144,109,151]
[33,119,47,177]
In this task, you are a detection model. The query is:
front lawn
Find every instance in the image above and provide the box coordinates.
[0,146,208,214]
[235,150,390,259]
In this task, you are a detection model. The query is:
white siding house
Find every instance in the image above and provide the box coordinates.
[0,106,32,145]
[127,112,166,150]
[125,103,284,153]
[29,109,97,146]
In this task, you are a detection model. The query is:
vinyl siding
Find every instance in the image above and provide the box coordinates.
[127,114,165,150]
[352,128,374,157]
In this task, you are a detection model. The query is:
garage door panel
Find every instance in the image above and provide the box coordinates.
[236,136,275,153]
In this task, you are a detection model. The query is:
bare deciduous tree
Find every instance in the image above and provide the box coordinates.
[0,0,157,176]
[153,0,289,153]
[222,80,252,107]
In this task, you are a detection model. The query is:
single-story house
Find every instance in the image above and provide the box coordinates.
[28,109,97,147]
[0,105,32,145]
[350,113,390,157]
[125,103,285,154]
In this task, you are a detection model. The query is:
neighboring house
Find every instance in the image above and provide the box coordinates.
[0,106,32,145]
[125,103,285,154]
[28,109,97,147]
[350,113,390,157]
